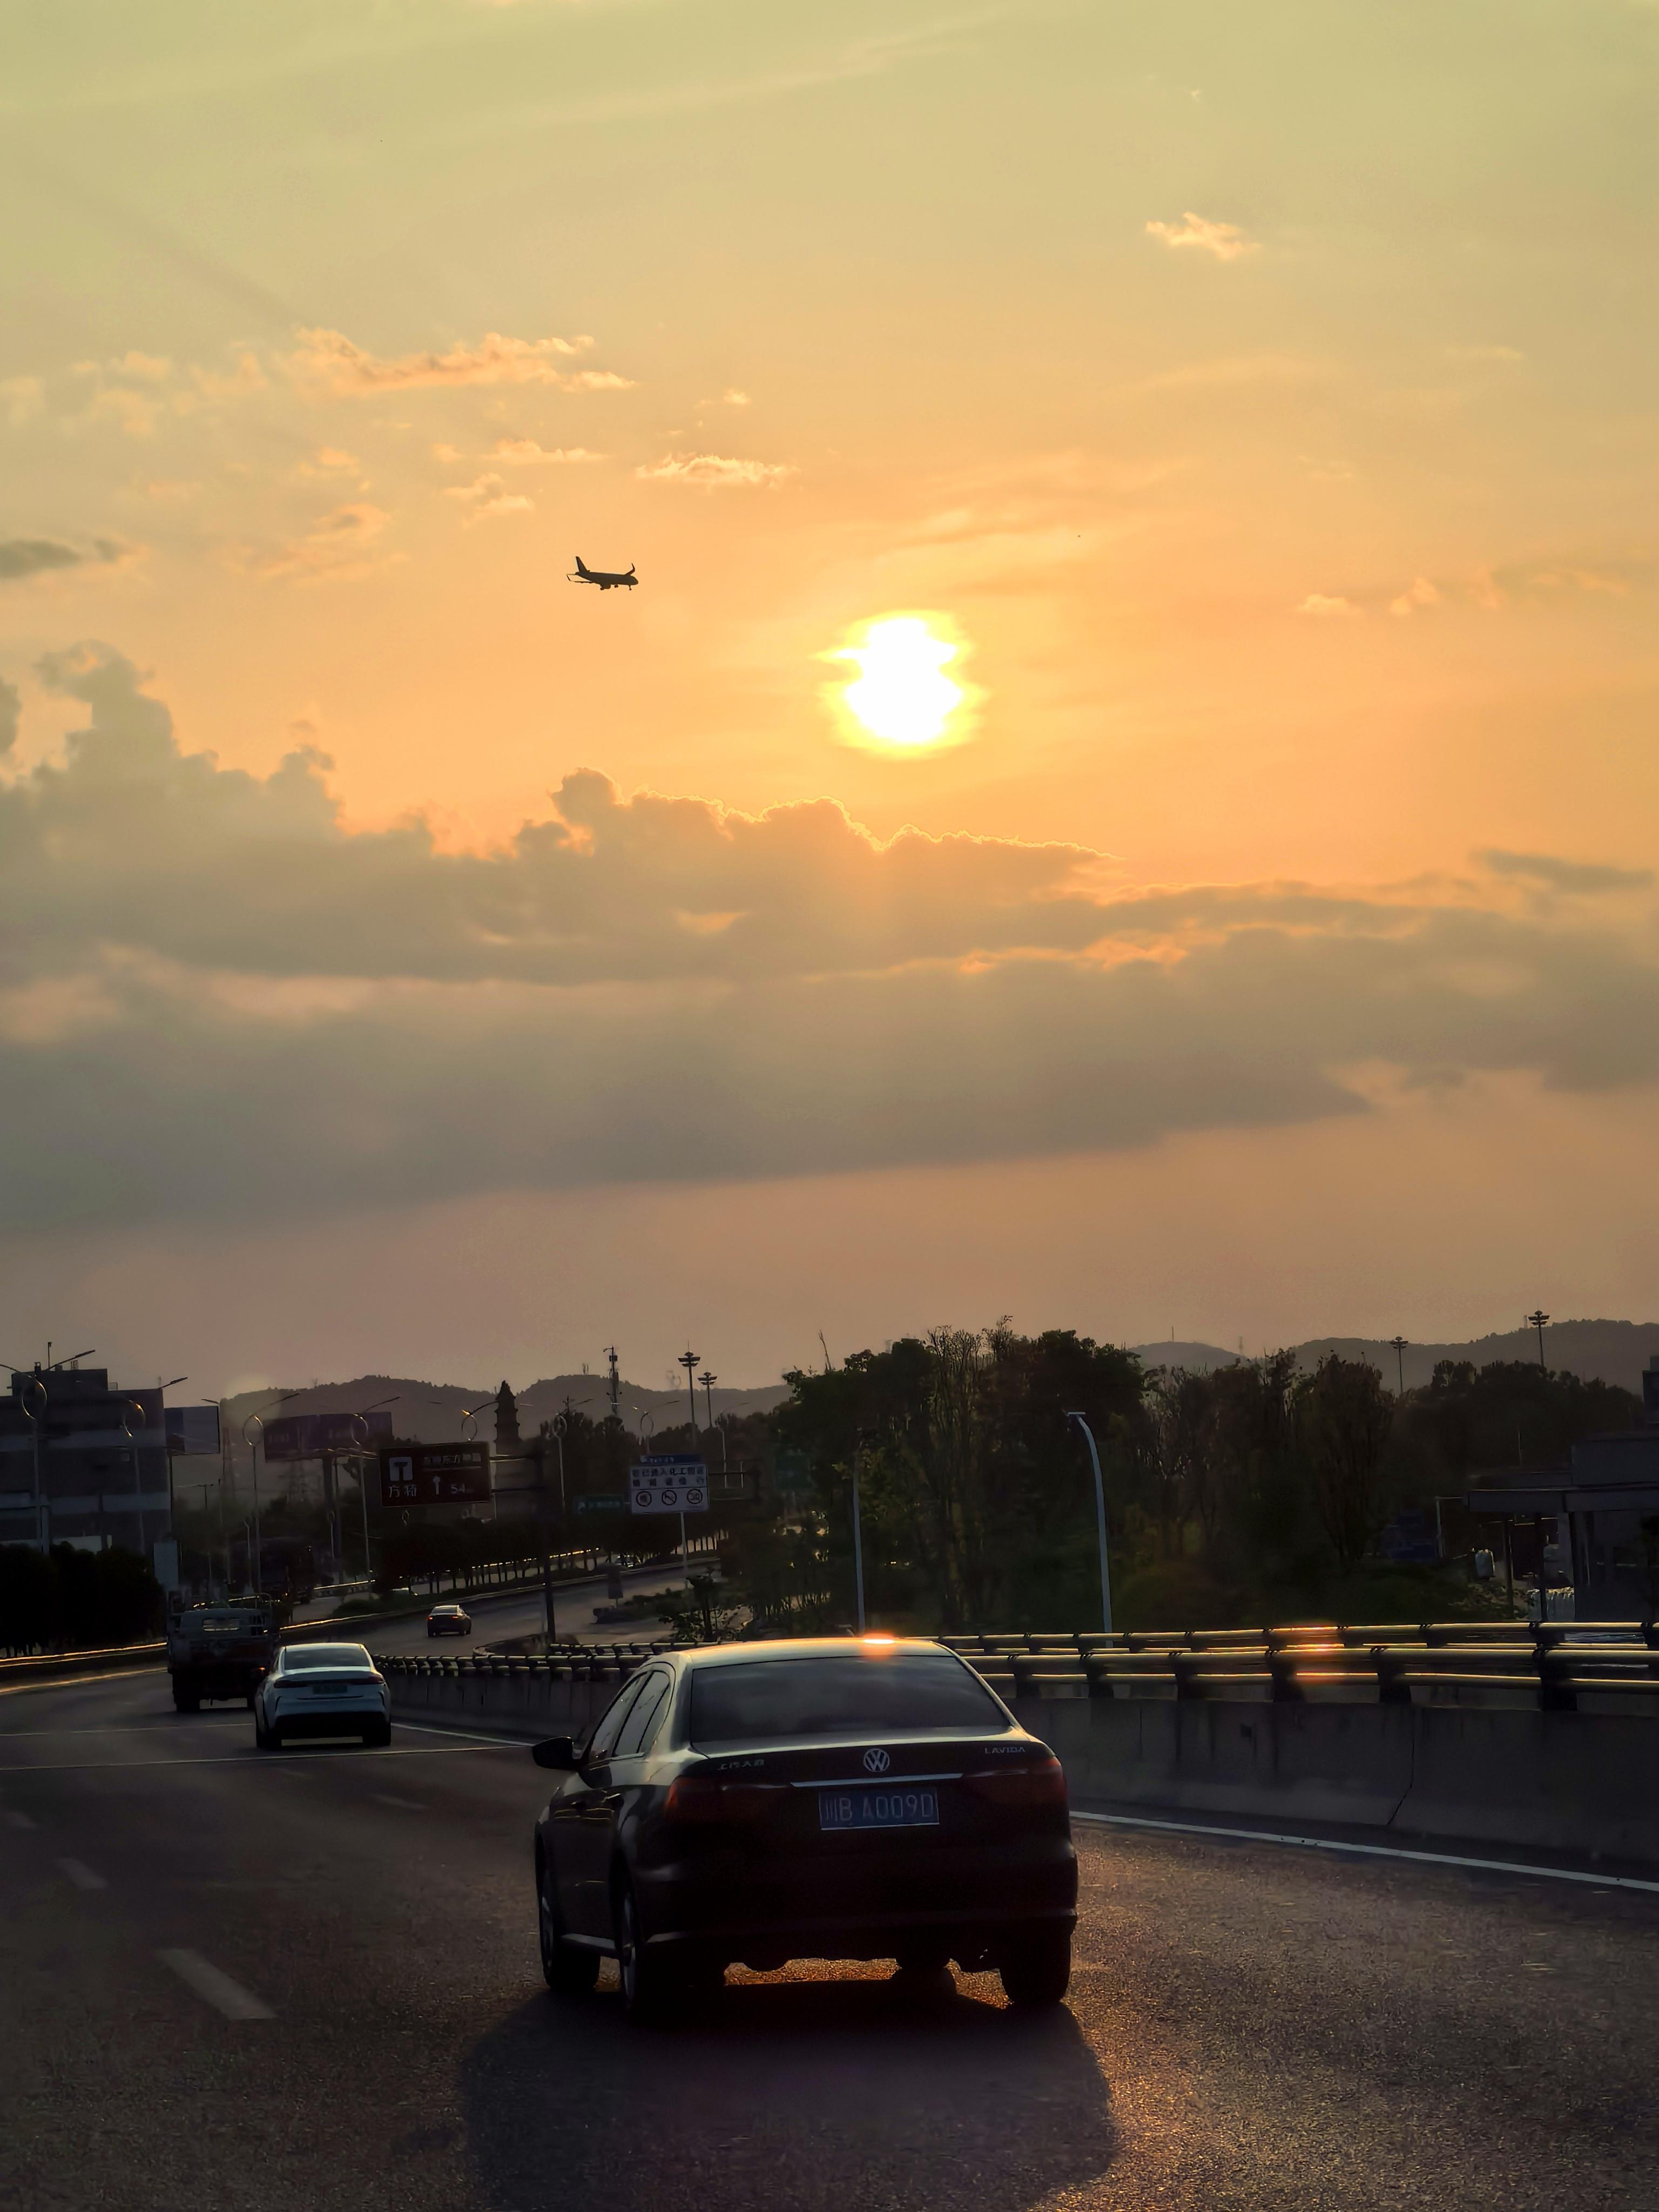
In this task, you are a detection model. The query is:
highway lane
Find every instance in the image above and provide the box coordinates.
[2,1669,1657,2212]
[327,1562,687,1656]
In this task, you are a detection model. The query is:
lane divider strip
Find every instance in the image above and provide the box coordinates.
[158,1948,273,2021]
[1071,1809,1659,1896]
[57,1856,107,1891]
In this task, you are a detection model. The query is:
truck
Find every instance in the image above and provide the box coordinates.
[166,1603,279,1712]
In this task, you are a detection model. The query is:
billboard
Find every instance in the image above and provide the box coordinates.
[165,1405,222,1456]
[377,1442,493,1507]
[263,1409,395,1461]
[629,1455,708,1515]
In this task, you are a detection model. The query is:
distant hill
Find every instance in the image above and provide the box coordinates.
[218,1371,788,1452]
[1131,1320,1659,1394]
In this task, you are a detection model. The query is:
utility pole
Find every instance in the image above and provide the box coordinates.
[699,1371,725,1469]
[1526,1310,1550,1373]
[1389,1336,1408,1397]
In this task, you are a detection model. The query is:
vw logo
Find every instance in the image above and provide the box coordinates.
[862,1747,891,1775]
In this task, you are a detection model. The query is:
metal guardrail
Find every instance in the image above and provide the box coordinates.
[940,1623,1659,1713]
[373,1642,668,1689]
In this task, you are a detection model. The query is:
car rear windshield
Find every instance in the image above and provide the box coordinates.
[285,1644,373,1671]
[688,1653,1004,1746]
[192,1613,267,1634]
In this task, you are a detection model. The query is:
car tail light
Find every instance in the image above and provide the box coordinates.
[963,1756,1068,1809]
[664,1773,792,1824]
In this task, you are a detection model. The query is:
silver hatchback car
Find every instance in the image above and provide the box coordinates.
[255,1643,391,1750]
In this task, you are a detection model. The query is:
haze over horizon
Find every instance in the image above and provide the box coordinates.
[5,2,1659,1395]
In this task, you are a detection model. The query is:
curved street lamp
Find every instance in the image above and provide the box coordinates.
[1065,1412,1114,1635]
[241,1391,302,1597]
[347,1396,400,1583]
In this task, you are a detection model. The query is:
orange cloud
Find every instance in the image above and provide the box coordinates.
[290,327,632,395]
[488,439,606,466]
[444,473,533,521]
[636,452,793,489]
[1145,211,1260,260]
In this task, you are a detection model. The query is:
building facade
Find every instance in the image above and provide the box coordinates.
[0,1366,170,1555]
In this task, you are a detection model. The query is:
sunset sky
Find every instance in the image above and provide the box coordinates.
[3,0,1658,1396]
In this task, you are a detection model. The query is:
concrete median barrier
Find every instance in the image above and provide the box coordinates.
[374,1630,1659,1866]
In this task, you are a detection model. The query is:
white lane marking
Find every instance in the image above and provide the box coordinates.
[394,1719,547,1747]
[2,1721,246,1738]
[158,1948,273,2021]
[372,1793,424,1811]
[57,1857,107,1891]
[8,1809,37,1829]
[0,1668,166,1699]
[0,1743,520,1773]
[1071,1811,1659,1897]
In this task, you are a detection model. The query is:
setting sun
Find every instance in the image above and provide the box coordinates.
[828,616,968,750]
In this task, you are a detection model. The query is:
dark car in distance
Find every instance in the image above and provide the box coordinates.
[427,1603,473,1637]
[530,1636,1077,2021]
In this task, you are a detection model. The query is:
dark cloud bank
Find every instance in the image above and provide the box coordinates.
[2,641,1656,1236]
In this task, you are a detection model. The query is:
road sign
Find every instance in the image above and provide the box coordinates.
[266,1410,394,1462]
[629,1455,708,1515]
[774,1448,813,1492]
[573,1493,626,1516]
[165,1406,222,1456]
[377,1442,491,1507]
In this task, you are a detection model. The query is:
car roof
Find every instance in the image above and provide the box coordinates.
[665,1636,948,1670]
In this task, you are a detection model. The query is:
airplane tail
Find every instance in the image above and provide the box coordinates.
[575,556,591,577]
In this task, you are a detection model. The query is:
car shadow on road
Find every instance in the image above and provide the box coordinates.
[458,1969,1117,2212]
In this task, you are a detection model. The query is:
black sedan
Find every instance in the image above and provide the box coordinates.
[530,1636,1076,2021]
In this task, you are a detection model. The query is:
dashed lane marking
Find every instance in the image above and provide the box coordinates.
[158,1948,274,2021]
[372,1793,425,1811]
[57,1857,107,1891]
[0,1742,521,1773]
[8,1808,37,1829]
[0,1721,246,1737]
[1071,1810,1659,1896]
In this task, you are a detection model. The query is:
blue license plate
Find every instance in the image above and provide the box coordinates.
[818,1786,939,1832]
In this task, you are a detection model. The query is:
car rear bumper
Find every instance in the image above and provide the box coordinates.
[633,1836,1077,1957]
[269,1705,388,1737]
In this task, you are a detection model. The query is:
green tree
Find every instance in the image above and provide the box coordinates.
[1295,1355,1394,1576]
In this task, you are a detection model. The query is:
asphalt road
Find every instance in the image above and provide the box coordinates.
[3,1668,1657,2212]
[321,1564,688,1656]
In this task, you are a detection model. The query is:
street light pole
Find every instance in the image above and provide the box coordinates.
[347,1396,400,1585]
[1066,1412,1114,1635]
[541,1414,571,1648]
[20,1373,49,1553]
[678,1350,702,1584]
[851,1432,867,1634]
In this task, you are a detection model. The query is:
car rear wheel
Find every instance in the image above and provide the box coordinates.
[171,1683,200,1714]
[538,1858,600,1997]
[362,1722,392,1748]
[614,1879,682,2026]
[999,1928,1072,2009]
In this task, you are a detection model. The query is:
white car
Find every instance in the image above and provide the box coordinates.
[254,1642,391,1750]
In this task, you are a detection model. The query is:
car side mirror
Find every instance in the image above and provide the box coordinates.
[531,1736,579,1771]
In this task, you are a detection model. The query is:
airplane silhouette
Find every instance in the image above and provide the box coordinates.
[569,556,638,591]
